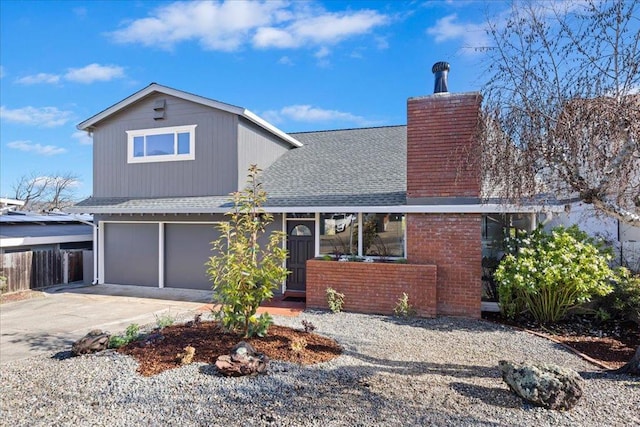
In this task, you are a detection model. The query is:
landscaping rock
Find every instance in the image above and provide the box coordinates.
[498,360,583,410]
[215,341,269,376]
[72,330,111,356]
[185,313,202,328]
[175,346,196,365]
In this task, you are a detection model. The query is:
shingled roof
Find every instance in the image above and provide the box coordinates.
[261,125,406,207]
[69,125,407,214]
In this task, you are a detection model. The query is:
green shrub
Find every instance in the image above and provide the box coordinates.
[154,313,175,329]
[207,165,288,338]
[108,323,141,349]
[326,287,345,313]
[247,312,273,338]
[494,225,614,324]
[393,292,416,318]
[595,267,640,324]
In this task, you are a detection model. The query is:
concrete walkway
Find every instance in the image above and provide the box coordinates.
[0,284,208,364]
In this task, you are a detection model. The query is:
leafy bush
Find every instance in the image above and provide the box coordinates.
[108,323,141,349]
[393,292,416,318]
[595,267,640,324]
[247,312,273,338]
[326,287,345,313]
[154,313,175,329]
[495,225,614,324]
[207,165,288,338]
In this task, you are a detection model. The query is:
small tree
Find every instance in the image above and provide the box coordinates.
[495,225,614,324]
[207,165,288,338]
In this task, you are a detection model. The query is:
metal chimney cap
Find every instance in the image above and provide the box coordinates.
[432,61,450,93]
[432,61,450,73]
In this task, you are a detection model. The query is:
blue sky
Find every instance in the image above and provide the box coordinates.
[0,0,507,200]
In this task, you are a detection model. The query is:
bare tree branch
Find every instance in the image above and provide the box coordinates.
[481,0,640,226]
[11,172,79,211]
[12,173,50,211]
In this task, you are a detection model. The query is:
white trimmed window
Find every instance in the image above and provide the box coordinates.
[126,125,197,163]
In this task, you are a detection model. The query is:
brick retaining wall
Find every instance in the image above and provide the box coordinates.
[306,260,437,316]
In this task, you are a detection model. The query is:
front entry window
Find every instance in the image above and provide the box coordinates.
[363,213,405,257]
[320,213,356,255]
[291,224,312,236]
[318,212,406,258]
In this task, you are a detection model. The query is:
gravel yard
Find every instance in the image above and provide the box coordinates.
[2,311,638,426]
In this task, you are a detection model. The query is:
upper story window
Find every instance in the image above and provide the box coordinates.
[126,125,197,163]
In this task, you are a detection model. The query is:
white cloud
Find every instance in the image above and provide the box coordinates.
[64,63,125,84]
[278,56,293,65]
[109,1,389,53]
[314,47,330,59]
[263,104,376,126]
[253,9,388,49]
[16,73,61,85]
[253,27,295,48]
[375,36,389,50]
[0,106,73,127]
[15,63,125,86]
[426,14,491,54]
[72,130,93,145]
[73,7,87,19]
[109,0,281,51]
[7,140,67,156]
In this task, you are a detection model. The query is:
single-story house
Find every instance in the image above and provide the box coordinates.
[0,209,94,290]
[0,210,93,253]
[69,63,588,318]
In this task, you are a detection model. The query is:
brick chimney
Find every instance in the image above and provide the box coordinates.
[405,62,483,318]
[407,62,482,204]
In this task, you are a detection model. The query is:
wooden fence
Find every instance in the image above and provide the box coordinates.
[1,250,84,293]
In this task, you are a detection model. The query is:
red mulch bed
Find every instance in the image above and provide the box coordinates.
[118,320,342,376]
[483,312,639,369]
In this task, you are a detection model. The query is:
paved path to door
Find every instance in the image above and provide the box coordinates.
[0,284,208,364]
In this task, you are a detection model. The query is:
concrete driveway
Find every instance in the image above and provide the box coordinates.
[0,284,211,364]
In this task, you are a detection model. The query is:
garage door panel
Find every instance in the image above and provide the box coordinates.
[165,224,220,290]
[104,223,158,286]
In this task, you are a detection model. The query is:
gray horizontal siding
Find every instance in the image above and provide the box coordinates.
[93,93,239,198]
[237,118,291,189]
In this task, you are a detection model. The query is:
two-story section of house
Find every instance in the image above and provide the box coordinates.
[72,83,301,290]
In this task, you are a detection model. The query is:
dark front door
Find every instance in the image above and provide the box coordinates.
[286,221,315,293]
